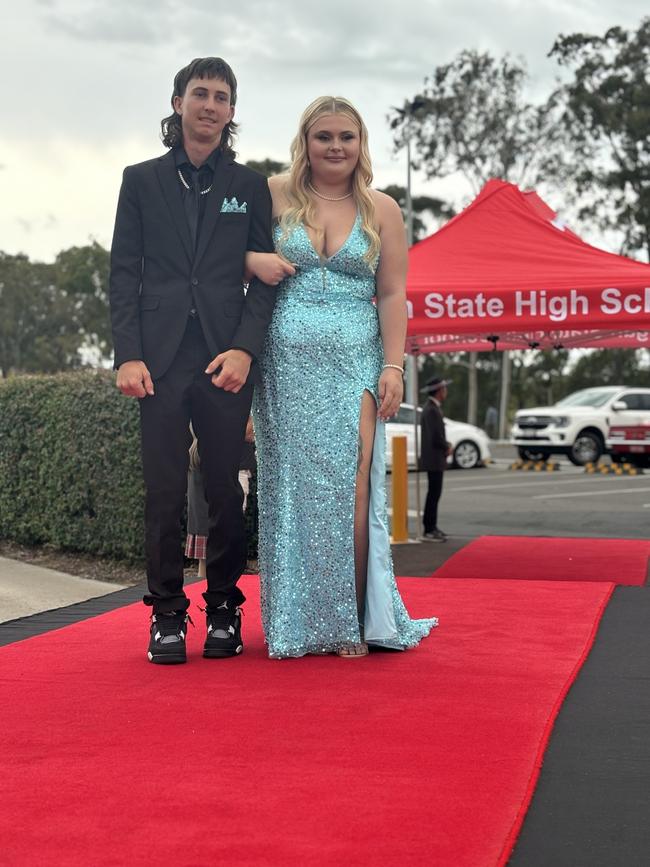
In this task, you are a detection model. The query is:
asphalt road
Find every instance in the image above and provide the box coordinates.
[389,443,650,540]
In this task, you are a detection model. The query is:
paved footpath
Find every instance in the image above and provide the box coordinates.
[0,556,127,624]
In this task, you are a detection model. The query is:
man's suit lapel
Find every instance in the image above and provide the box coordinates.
[155,152,193,263]
[194,158,235,268]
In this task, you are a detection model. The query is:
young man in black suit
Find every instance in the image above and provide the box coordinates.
[110,57,276,663]
[419,377,452,542]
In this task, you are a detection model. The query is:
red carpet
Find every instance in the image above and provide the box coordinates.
[0,576,612,866]
[433,536,650,586]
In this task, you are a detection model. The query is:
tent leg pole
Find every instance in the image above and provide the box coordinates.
[406,354,421,540]
[498,350,511,440]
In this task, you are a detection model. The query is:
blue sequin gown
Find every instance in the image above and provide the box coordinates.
[253,216,438,658]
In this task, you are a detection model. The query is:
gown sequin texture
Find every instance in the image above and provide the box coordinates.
[253,215,438,658]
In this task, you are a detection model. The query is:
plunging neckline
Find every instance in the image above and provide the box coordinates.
[301,214,360,262]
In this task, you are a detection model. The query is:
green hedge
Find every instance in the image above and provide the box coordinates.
[0,370,258,563]
[0,370,145,560]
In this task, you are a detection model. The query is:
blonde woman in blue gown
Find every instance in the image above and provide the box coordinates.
[246,96,437,658]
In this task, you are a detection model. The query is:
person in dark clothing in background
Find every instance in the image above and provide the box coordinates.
[419,377,452,542]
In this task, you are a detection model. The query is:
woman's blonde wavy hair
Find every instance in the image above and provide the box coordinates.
[278,96,381,267]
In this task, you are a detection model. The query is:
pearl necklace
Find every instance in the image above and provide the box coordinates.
[177,168,212,196]
[308,182,352,202]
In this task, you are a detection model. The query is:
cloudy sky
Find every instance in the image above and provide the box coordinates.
[1,0,647,261]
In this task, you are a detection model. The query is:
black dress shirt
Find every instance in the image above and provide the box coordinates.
[174,146,221,252]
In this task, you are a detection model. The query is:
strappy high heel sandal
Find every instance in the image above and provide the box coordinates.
[337,642,369,657]
[337,622,369,657]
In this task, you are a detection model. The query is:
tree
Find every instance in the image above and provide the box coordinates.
[379,185,454,241]
[53,242,112,363]
[245,158,288,178]
[563,349,650,393]
[390,50,566,425]
[0,253,74,376]
[0,243,112,377]
[389,49,564,194]
[550,18,650,261]
[510,349,570,410]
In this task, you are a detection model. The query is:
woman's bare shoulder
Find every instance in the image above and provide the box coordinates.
[369,188,400,211]
[369,188,403,228]
[268,173,291,194]
[268,174,291,216]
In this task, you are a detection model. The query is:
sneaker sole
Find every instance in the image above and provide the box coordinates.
[203,644,243,659]
[147,651,187,664]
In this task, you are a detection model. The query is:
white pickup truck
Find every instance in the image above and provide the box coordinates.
[510,386,650,465]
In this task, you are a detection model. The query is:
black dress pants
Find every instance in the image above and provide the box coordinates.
[423,470,444,533]
[139,315,252,613]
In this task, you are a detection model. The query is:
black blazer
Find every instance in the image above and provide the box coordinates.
[109,150,275,382]
[419,399,448,472]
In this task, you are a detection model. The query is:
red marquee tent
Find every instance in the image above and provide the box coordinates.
[405,179,650,353]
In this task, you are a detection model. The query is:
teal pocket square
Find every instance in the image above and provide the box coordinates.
[221,197,247,214]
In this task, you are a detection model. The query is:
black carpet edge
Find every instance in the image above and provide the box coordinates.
[508,585,650,866]
[0,576,203,647]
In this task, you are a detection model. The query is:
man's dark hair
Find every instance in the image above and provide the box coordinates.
[160,57,239,157]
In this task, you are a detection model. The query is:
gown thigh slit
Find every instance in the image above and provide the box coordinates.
[353,388,378,623]
[254,216,438,658]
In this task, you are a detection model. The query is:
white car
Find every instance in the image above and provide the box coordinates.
[385,403,492,470]
[511,386,650,466]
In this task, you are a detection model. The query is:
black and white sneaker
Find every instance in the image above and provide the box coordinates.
[203,602,243,659]
[147,612,190,664]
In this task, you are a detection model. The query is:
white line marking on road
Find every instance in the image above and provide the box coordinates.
[444,476,646,494]
[534,487,650,500]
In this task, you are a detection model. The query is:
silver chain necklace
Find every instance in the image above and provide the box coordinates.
[308,182,352,202]
[177,168,212,196]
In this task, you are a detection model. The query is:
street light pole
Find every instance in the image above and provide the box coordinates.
[404,119,422,540]
[406,134,414,248]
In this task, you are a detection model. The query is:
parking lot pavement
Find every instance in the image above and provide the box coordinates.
[391,534,471,577]
[389,450,650,540]
[0,557,127,623]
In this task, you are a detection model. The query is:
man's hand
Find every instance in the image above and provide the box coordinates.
[205,349,252,393]
[116,360,154,398]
